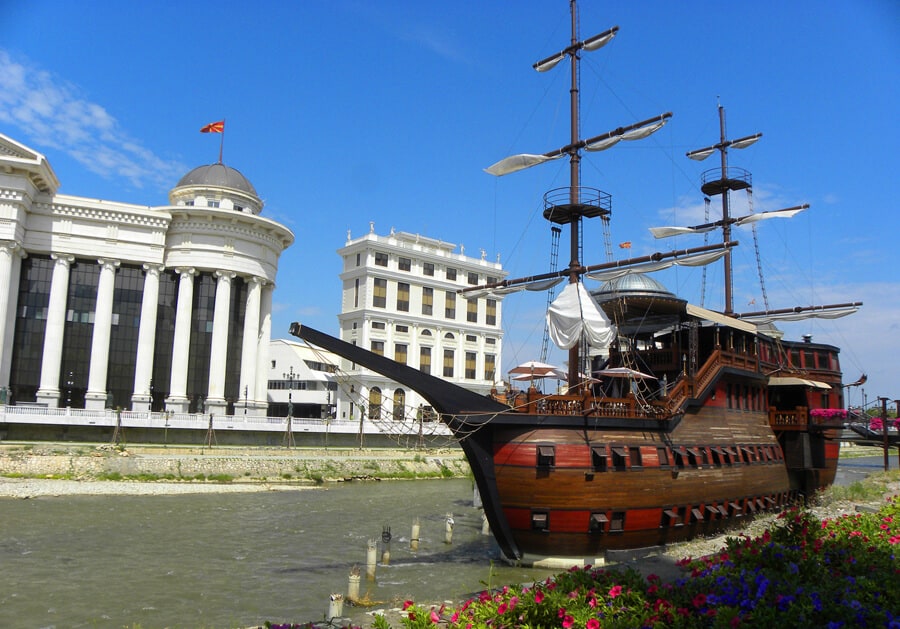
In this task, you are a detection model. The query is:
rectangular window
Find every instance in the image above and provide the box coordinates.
[466,298,478,323]
[419,346,432,374]
[398,257,411,271]
[444,291,456,319]
[353,278,359,308]
[397,282,410,312]
[486,337,496,345]
[423,262,435,276]
[465,334,477,343]
[486,299,497,326]
[371,321,385,330]
[443,349,454,377]
[395,324,409,333]
[422,287,433,315]
[394,343,407,365]
[537,445,555,469]
[591,446,608,472]
[465,351,477,379]
[467,271,479,285]
[355,253,361,266]
[484,354,496,381]
[371,340,384,356]
[446,267,457,281]
[373,278,387,308]
[375,252,388,267]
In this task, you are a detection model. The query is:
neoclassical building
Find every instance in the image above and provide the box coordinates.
[336,225,507,424]
[0,134,293,416]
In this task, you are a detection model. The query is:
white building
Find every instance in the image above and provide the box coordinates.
[266,339,337,419]
[335,225,507,425]
[0,133,293,417]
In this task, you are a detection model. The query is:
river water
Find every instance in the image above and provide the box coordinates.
[1,456,890,629]
[0,478,555,629]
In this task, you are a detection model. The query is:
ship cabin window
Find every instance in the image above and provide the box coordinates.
[661,507,683,527]
[673,448,687,469]
[629,446,642,469]
[690,506,705,524]
[591,446,608,472]
[730,501,744,517]
[710,447,725,466]
[611,446,628,471]
[536,445,555,469]
[609,511,626,533]
[656,447,670,468]
[589,512,608,533]
[705,505,720,521]
[531,511,549,532]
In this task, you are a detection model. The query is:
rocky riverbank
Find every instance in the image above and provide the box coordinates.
[0,441,470,497]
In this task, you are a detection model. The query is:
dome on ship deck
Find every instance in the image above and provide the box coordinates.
[590,272,686,335]
[176,163,257,196]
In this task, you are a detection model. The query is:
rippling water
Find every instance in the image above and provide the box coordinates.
[0,479,554,629]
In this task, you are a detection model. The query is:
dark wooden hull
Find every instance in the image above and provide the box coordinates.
[289,323,841,561]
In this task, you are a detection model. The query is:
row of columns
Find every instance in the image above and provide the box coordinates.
[0,249,273,413]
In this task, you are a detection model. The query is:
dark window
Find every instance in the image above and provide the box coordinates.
[395,324,409,333]
[609,511,626,533]
[465,351,477,379]
[657,447,670,468]
[371,341,384,356]
[484,354,495,381]
[398,257,411,271]
[611,446,628,471]
[589,512,608,533]
[446,267,457,281]
[591,446,608,472]
[442,349,454,377]
[444,291,456,319]
[531,511,549,532]
[373,278,387,308]
[9,255,54,403]
[629,447,643,468]
[374,252,388,267]
[537,445,555,469]
[422,287,433,315]
[466,298,478,323]
[467,271,478,285]
[486,299,497,326]
[397,282,410,312]
[423,262,434,276]
[419,346,431,374]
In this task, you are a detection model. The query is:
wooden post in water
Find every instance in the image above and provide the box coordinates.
[481,511,490,536]
[327,593,344,620]
[444,513,454,545]
[410,518,420,551]
[347,565,360,604]
[880,397,890,471]
[381,525,391,565]
[365,539,377,580]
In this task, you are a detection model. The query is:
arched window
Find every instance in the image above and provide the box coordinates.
[369,387,382,421]
[393,389,406,421]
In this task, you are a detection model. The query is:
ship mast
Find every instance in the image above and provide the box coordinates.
[486,0,671,389]
[686,104,761,314]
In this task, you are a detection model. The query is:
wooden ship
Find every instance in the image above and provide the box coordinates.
[290,1,860,562]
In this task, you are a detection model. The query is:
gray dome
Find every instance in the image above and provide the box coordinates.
[594,272,673,298]
[176,163,257,196]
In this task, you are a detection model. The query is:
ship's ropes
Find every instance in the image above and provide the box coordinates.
[540,226,562,363]
[700,196,711,307]
[746,188,771,313]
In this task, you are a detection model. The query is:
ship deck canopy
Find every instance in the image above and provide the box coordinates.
[685,304,758,333]
[768,376,832,390]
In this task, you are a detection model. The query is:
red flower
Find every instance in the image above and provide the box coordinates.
[562,614,575,628]
[402,600,414,611]
[430,609,440,623]
[692,593,707,608]
[608,585,623,598]
[535,591,545,604]
[586,619,600,629]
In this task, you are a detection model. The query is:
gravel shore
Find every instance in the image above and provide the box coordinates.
[0,475,309,498]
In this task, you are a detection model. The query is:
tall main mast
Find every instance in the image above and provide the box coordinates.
[487,0,670,388]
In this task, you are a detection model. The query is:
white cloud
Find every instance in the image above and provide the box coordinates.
[0,50,185,190]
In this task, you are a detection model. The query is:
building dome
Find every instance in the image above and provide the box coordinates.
[590,272,686,336]
[176,163,257,196]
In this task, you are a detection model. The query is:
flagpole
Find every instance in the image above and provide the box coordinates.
[218,118,225,164]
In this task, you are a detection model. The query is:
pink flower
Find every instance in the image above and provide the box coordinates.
[430,609,440,623]
[535,591,544,604]
[497,603,508,615]
[608,585,623,598]
[562,614,575,628]
[586,619,600,629]
[402,600,415,611]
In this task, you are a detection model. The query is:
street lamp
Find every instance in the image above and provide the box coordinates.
[283,366,295,418]
[243,384,248,416]
[66,371,74,407]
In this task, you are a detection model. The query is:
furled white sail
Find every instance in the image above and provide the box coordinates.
[738,306,860,324]
[686,147,716,161]
[649,206,808,239]
[547,282,616,350]
[462,277,564,300]
[485,153,565,176]
[585,119,668,152]
[586,249,727,282]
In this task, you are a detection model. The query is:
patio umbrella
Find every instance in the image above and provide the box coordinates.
[509,360,560,375]
[593,367,656,379]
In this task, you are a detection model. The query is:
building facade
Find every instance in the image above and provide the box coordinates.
[0,134,293,416]
[336,225,507,425]
[266,339,337,419]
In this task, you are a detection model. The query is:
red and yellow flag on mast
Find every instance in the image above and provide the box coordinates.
[200,120,225,133]
[200,119,226,162]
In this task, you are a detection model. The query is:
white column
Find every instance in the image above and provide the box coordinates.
[84,259,120,409]
[131,264,164,411]
[254,282,273,412]
[239,276,262,415]
[0,241,24,391]
[36,254,74,407]
[206,270,234,414]
[165,267,195,413]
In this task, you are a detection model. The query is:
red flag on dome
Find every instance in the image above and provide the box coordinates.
[200,120,225,133]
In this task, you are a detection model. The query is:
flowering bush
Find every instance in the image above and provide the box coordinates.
[392,495,899,629]
[868,417,900,432]
[810,408,847,421]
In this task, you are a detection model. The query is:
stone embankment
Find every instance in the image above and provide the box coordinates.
[0,442,470,497]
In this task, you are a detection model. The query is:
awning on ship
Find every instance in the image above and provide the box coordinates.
[768,376,832,390]
[686,304,757,333]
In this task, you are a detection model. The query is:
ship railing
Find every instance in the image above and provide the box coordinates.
[516,389,668,420]
[769,406,809,429]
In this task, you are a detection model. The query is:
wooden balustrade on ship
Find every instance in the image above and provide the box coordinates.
[769,406,809,429]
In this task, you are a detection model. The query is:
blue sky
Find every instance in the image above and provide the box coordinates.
[2,1,897,408]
